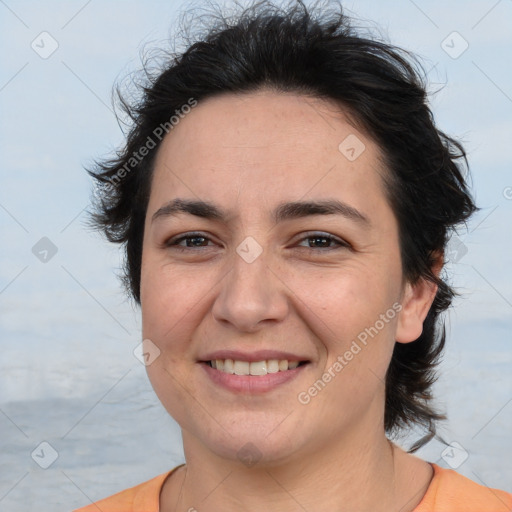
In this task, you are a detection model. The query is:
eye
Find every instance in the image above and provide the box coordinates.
[164,232,216,250]
[163,231,350,252]
[295,232,350,250]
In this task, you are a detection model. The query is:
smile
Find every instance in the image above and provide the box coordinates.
[200,359,310,393]
[207,359,306,375]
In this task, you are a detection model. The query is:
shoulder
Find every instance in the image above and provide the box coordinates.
[414,463,512,512]
[72,467,179,512]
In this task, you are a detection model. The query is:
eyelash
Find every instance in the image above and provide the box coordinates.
[165,231,350,252]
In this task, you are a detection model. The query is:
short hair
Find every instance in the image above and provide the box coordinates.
[87,0,477,448]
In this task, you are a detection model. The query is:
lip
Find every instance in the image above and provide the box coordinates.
[198,349,309,363]
[200,361,309,393]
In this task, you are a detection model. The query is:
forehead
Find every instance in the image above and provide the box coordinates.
[150,90,389,221]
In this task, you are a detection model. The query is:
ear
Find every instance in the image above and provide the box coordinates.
[395,253,443,344]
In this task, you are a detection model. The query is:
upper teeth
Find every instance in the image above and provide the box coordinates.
[210,359,300,375]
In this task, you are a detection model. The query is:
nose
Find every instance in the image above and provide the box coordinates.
[211,246,289,333]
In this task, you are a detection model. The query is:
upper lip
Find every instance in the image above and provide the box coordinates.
[199,350,310,363]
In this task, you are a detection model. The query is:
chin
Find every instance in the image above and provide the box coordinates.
[182,417,307,468]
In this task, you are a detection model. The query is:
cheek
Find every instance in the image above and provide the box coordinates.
[300,265,400,383]
[140,259,207,341]
[303,263,399,333]
[305,280,399,425]
[140,261,207,423]
[145,361,202,435]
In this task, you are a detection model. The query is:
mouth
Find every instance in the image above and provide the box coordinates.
[201,358,310,376]
[199,357,311,393]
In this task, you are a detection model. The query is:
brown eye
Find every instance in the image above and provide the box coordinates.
[165,232,215,250]
[296,232,350,250]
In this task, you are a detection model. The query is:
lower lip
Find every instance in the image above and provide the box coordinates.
[200,362,308,393]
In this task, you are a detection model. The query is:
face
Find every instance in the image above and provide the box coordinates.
[140,90,432,465]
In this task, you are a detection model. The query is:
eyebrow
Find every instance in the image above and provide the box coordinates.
[151,198,371,227]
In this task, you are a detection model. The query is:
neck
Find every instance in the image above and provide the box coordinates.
[161,427,432,512]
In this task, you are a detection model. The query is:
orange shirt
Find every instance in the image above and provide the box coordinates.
[73,462,512,511]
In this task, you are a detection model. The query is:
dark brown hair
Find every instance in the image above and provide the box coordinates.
[87,0,477,448]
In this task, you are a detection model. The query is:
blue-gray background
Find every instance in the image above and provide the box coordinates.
[0,0,511,509]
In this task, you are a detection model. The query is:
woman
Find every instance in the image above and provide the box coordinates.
[75,0,512,510]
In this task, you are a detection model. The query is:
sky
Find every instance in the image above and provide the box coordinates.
[0,0,511,509]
